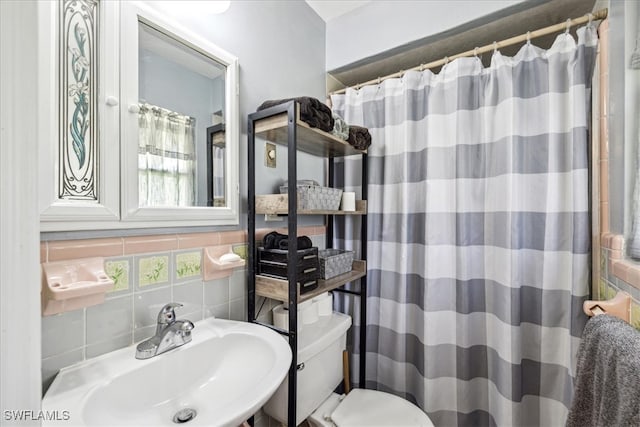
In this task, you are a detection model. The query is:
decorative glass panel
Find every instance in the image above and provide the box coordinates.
[59,0,99,200]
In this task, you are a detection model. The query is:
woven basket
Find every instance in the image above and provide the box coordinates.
[318,249,354,279]
[280,183,342,211]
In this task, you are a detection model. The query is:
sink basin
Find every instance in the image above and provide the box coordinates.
[42,318,291,426]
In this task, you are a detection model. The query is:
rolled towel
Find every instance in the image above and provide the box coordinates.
[263,231,287,250]
[331,113,349,141]
[278,236,313,250]
[347,125,372,150]
[257,97,334,132]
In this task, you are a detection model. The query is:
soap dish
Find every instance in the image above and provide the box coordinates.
[204,245,246,280]
[41,257,114,316]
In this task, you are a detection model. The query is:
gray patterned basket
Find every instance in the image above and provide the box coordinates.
[279,182,342,211]
[318,249,354,279]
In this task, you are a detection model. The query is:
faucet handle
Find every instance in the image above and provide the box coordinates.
[157,302,183,324]
[179,320,195,336]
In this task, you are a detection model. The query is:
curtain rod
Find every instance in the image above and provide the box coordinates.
[330,8,608,96]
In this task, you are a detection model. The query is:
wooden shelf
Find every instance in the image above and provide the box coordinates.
[255,260,366,303]
[256,195,366,216]
[254,109,367,158]
[248,100,369,412]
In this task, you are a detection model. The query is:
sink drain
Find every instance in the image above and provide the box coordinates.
[173,408,197,424]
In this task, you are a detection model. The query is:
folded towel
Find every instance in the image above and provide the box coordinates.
[278,236,313,250]
[263,231,287,250]
[257,97,334,132]
[331,113,349,141]
[347,125,372,150]
[566,314,640,427]
[263,231,313,251]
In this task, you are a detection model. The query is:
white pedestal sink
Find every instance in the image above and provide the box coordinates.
[42,318,291,426]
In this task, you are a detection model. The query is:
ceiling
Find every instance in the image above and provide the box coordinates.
[305,0,371,22]
[323,0,598,92]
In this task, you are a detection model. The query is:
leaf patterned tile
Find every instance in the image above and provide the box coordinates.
[105,257,131,294]
[232,244,248,260]
[138,255,169,287]
[631,300,640,330]
[175,251,202,282]
[598,279,607,301]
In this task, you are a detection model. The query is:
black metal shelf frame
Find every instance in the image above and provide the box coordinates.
[247,101,368,427]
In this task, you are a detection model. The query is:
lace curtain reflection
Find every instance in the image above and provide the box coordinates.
[138,103,196,207]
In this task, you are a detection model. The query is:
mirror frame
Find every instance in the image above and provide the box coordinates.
[120,2,239,227]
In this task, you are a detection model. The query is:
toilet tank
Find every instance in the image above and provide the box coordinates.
[263,311,352,426]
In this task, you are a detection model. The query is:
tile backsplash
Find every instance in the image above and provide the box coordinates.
[599,235,640,330]
[593,21,640,330]
[40,227,325,393]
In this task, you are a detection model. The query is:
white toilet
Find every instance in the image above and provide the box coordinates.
[263,311,434,426]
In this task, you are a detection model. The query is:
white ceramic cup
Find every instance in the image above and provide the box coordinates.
[341,192,356,211]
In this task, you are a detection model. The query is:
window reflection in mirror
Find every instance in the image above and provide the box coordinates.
[137,21,226,207]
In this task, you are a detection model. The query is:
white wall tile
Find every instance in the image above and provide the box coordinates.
[86,295,133,345]
[173,281,204,321]
[229,268,246,300]
[42,309,85,358]
[204,277,230,306]
[42,349,84,395]
[134,287,172,329]
[230,298,247,321]
[86,333,133,359]
[206,303,230,320]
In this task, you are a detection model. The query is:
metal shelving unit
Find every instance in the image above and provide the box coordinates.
[247,101,368,426]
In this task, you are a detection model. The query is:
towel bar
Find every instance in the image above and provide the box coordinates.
[583,291,631,323]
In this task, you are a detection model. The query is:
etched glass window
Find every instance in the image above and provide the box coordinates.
[59,0,99,200]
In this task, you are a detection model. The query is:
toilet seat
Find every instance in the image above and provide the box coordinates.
[328,389,434,427]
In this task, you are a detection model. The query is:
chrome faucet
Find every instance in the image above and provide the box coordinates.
[135,302,195,360]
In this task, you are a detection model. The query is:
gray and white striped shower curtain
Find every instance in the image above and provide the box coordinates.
[331,25,597,426]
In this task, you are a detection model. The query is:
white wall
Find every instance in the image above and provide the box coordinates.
[173,0,328,230]
[326,0,527,71]
[607,0,637,234]
[1,0,42,423]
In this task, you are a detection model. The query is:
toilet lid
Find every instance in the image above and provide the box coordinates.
[331,389,434,427]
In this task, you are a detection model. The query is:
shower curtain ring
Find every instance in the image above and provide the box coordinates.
[493,41,498,53]
[526,31,531,44]
[565,18,572,34]
[420,63,425,71]
[473,47,479,58]
[587,13,594,26]
[444,56,449,65]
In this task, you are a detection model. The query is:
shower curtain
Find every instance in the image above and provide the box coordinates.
[331,25,597,426]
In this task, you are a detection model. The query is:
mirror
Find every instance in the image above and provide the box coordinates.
[137,21,225,208]
[120,2,239,226]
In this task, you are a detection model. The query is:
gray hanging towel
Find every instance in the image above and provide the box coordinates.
[566,314,640,427]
